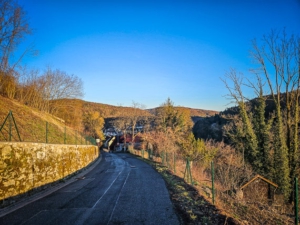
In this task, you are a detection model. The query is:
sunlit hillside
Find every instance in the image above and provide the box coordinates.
[0,96,85,144]
[147,106,218,118]
[52,99,217,126]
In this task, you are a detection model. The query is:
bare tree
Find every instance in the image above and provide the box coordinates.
[17,67,38,103]
[0,0,32,98]
[129,101,145,144]
[112,116,131,150]
[0,0,31,70]
[214,142,253,192]
[40,68,84,113]
[222,69,259,168]
[15,68,47,109]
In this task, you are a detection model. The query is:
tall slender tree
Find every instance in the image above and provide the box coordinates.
[247,73,272,176]
[222,69,259,168]
[251,30,300,199]
[0,0,33,100]
[129,101,145,144]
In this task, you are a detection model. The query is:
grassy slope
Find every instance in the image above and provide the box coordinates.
[0,96,78,144]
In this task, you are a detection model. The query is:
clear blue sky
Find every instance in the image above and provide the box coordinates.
[17,0,300,111]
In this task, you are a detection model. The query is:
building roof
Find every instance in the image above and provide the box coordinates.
[240,174,278,190]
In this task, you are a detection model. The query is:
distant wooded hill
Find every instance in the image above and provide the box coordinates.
[193,93,299,142]
[51,99,152,127]
[147,107,218,117]
[51,99,218,127]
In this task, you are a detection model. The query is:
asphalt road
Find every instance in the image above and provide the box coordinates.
[0,152,180,225]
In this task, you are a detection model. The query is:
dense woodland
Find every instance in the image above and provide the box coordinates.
[1,0,300,223]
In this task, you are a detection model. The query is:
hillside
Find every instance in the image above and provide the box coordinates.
[147,106,218,117]
[52,99,217,127]
[83,101,152,118]
[51,99,152,127]
[0,96,85,144]
[88,102,219,119]
[193,92,300,141]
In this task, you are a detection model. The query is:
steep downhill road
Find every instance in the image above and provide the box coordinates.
[0,152,179,225]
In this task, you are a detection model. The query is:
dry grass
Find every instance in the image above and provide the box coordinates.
[0,96,89,144]
[130,148,295,224]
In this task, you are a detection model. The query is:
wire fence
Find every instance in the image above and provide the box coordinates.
[128,147,215,201]
[0,111,96,145]
[128,147,299,224]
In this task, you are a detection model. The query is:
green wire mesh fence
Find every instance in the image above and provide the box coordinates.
[0,111,96,145]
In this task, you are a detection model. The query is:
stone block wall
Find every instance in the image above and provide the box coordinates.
[0,142,99,201]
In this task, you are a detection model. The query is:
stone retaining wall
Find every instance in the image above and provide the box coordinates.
[0,142,99,201]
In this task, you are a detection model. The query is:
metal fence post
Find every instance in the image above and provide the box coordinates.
[295,177,299,225]
[64,126,66,144]
[189,159,193,186]
[173,152,176,174]
[211,161,215,204]
[0,111,21,142]
[9,111,12,141]
[166,152,169,168]
[11,111,21,141]
[75,130,77,145]
[162,151,165,166]
[46,122,48,143]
